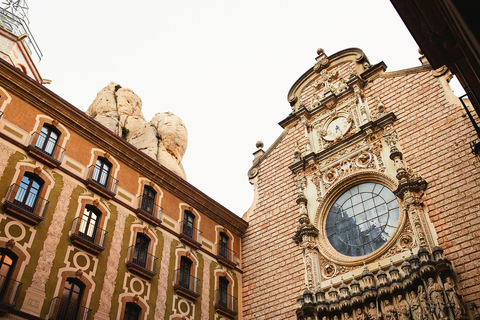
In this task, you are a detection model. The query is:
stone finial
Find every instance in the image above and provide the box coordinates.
[256,141,264,149]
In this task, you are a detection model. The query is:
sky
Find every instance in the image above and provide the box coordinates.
[24,1,435,215]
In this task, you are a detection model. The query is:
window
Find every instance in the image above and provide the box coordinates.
[0,249,17,300]
[14,173,44,212]
[57,278,85,320]
[132,233,150,269]
[35,124,60,156]
[123,302,141,320]
[219,233,229,259]
[141,186,156,214]
[182,210,195,239]
[325,182,400,257]
[78,206,101,243]
[218,277,229,308]
[91,157,111,187]
[179,257,192,290]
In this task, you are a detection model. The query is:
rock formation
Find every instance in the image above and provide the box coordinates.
[86,82,188,179]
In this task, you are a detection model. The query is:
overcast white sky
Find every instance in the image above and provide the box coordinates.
[26,1,431,215]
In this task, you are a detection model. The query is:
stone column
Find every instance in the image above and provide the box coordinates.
[154,233,173,320]
[384,132,434,250]
[94,208,129,320]
[21,179,77,316]
[201,256,213,320]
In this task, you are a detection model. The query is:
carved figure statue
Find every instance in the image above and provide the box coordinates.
[337,77,348,93]
[444,276,464,318]
[333,315,339,320]
[344,312,353,320]
[368,301,382,320]
[318,69,338,94]
[409,290,423,320]
[356,307,367,320]
[322,316,328,320]
[418,285,434,320]
[428,278,448,319]
[396,294,410,320]
[383,299,397,320]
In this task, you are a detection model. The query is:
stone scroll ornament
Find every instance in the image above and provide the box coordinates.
[295,246,468,320]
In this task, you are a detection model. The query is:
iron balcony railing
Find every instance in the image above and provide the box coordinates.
[174,269,201,295]
[29,131,66,163]
[4,183,49,218]
[179,221,202,243]
[137,195,163,220]
[47,297,92,320]
[215,289,238,313]
[0,274,22,307]
[126,245,158,273]
[216,244,237,265]
[71,217,108,249]
[0,7,43,62]
[86,165,118,195]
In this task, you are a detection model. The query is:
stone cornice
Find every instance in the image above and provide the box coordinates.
[0,59,248,236]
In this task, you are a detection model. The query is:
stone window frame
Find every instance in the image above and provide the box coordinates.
[118,296,148,320]
[136,179,164,212]
[30,115,70,152]
[314,170,406,266]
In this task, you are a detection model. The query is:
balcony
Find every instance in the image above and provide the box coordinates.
[214,290,237,318]
[135,196,163,226]
[85,165,118,199]
[173,269,201,301]
[126,245,158,280]
[26,132,65,168]
[178,221,202,249]
[216,244,237,269]
[3,183,49,225]
[0,275,22,312]
[47,297,92,320]
[70,217,107,255]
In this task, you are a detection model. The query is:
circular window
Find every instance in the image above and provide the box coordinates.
[325,182,400,257]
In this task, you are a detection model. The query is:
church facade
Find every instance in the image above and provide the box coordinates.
[242,48,480,320]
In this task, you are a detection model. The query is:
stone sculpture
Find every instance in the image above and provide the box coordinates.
[428,278,448,319]
[418,285,434,320]
[396,294,410,320]
[409,290,422,320]
[383,300,397,320]
[368,301,382,320]
[444,277,464,319]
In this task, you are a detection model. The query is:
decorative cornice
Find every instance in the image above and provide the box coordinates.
[0,59,248,236]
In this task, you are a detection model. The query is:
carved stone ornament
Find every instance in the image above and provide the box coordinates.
[34,166,42,175]
[6,239,15,250]
[296,247,468,320]
[133,294,139,303]
[75,269,83,279]
[104,152,110,159]
[93,199,100,207]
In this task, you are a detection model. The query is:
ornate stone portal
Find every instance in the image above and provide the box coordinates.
[289,49,468,320]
